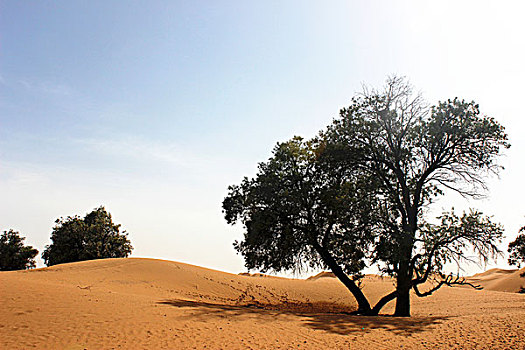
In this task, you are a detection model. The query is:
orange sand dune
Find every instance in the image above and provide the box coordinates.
[1,258,524,349]
[306,271,336,280]
[469,267,525,293]
[470,268,517,278]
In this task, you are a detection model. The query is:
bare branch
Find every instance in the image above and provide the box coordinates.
[413,274,482,297]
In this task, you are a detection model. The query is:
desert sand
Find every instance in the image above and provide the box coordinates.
[1,258,524,349]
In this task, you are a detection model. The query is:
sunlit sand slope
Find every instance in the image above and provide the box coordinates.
[468,267,525,293]
[1,258,524,349]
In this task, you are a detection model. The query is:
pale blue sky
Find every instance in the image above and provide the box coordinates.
[1,1,524,274]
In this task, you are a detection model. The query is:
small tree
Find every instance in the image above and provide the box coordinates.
[42,206,133,266]
[0,230,39,271]
[508,226,525,268]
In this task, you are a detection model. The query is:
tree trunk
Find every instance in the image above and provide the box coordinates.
[330,263,372,315]
[394,278,411,316]
[394,229,414,316]
[314,243,372,314]
[393,208,417,317]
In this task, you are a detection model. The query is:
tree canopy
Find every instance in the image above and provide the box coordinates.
[42,206,133,266]
[323,77,508,316]
[223,137,379,312]
[0,230,39,271]
[223,77,509,316]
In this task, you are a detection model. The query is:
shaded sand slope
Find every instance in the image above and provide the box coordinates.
[1,258,524,349]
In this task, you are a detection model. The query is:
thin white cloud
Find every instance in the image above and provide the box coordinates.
[76,135,219,169]
[0,163,48,186]
[17,78,73,97]
[39,81,73,96]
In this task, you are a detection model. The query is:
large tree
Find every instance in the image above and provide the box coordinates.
[224,77,508,316]
[323,77,508,316]
[0,230,39,271]
[42,206,133,266]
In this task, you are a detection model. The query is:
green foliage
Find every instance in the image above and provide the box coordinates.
[42,206,133,266]
[223,137,376,276]
[0,230,39,271]
[508,226,525,268]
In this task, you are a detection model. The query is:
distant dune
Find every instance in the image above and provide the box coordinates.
[470,268,518,278]
[468,267,525,293]
[1,258,524,349]
[308,268,525,294]
[306,271,336,280]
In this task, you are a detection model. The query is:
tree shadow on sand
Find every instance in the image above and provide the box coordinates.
[158,299,450,336]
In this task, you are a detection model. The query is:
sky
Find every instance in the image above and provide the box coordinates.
[1,1,524,276]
